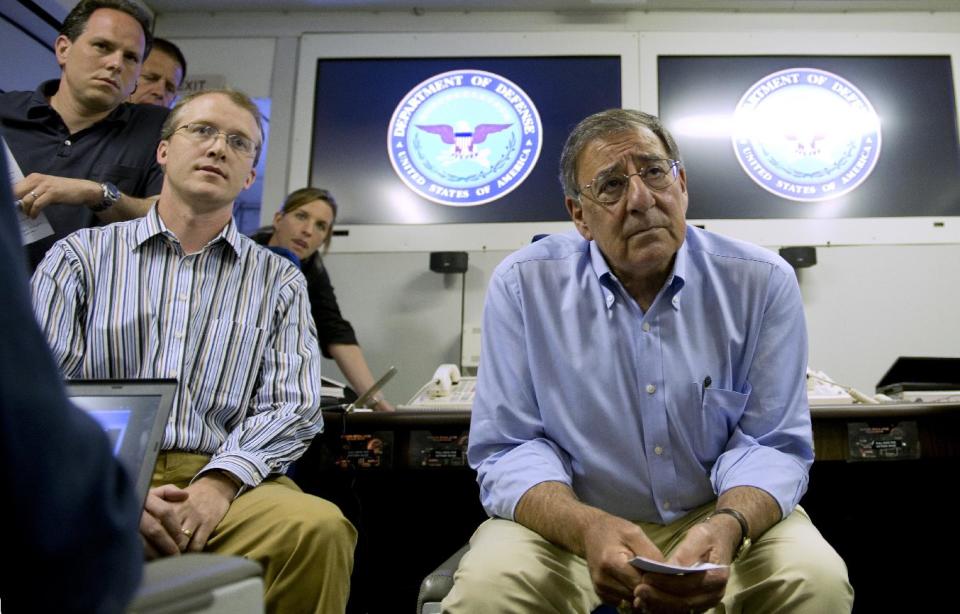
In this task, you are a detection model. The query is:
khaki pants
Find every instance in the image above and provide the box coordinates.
[442,504,852,613]
[152,452,357,614]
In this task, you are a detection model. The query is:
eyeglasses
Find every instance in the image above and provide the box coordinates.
[173,123,259,158]
[578,159,682,205]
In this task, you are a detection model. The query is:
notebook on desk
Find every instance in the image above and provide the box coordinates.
[66,379,176,507]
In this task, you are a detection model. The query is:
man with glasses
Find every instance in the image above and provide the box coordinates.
[445,109,852,613]
[0,0,167,270]
[31,89,356,614]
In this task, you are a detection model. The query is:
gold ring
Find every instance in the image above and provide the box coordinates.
[181,527,193,538]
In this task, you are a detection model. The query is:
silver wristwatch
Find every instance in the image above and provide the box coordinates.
[90,181,120,212]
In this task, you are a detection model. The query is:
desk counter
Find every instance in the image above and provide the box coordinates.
[322,402,960,465]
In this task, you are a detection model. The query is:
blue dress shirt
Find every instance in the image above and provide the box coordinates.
[470,226,813,524]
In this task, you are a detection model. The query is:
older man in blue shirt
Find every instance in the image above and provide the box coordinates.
[444,109,852,613]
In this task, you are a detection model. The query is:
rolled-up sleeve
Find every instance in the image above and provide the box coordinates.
[710,263,813,517]
[469,264,574,520]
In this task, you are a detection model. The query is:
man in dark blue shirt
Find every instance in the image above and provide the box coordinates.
[0,0,167,269]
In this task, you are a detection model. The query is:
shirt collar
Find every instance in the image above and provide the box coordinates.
[588,239,613,281]
[587,233,689,311]
[14,80,61,121]
[27,79,133,124]
[669,233,689,289]
[135,202,244,257]
[219,217,244,256]
[134,204,166,247]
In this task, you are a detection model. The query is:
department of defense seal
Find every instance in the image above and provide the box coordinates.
[387,69,543,206]
[732,67,881,202]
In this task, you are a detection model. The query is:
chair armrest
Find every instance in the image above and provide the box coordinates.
[129,553,262,613]
[416,544,470,613]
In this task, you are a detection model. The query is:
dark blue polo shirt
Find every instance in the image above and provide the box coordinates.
[0,80,168,269]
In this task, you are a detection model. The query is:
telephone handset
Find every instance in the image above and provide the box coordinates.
[429,364,461,397]
[399,363,476,411]
[807,367,890,404]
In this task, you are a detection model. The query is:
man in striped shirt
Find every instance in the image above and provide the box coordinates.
[31,89,357,613]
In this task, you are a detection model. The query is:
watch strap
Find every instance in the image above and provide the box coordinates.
[705,507,751,562]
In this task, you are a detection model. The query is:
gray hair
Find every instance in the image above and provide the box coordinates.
[559,109,681,199]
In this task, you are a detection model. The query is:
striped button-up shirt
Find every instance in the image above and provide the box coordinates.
[31,205,323,489]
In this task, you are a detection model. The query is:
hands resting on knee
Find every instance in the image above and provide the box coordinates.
[139,473,239,559]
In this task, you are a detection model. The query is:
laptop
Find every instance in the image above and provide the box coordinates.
[875,357,960,396]
[329,366,397,413]
[66,379,176,507]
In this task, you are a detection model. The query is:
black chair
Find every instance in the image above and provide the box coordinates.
[416,544,469,613]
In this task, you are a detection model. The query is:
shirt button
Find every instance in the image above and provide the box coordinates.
[642,322,651,332]
[663,501,671,510]
[178,293,188,301]
[646,383,656,394]
[654,445,663,455]
[64,139,71,146]
[173,331,184,339]
[671,296,680,306]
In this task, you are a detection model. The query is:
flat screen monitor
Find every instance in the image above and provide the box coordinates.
[311,56,620,225]
[640,32,960,246]
[659,55,960,220]
[290,33,639,252]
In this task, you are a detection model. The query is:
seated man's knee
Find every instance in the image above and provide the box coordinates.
[779,542,852,609]
[449,529,536,596]
[446,526,589,611]
[264,493,357,565]
[445,550,534,609]
[742,527,852,612]
[295,496,358,553]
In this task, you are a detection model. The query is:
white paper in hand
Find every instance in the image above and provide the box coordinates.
[3,138,54,245]
[629,556,727,575]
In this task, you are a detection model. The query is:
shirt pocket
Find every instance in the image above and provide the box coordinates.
[687,383,750,464]
[189,319,266,412]
[91,162,143,195]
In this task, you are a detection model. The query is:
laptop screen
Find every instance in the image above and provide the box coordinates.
[66,380,176,506]
[86,407,132,455]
